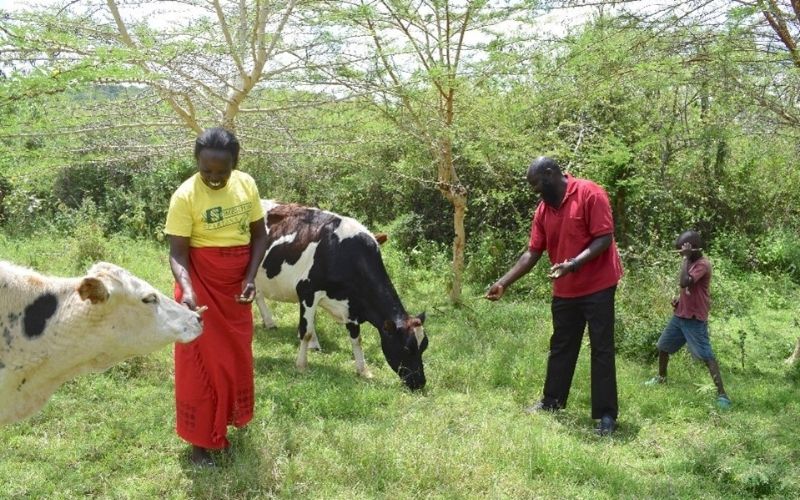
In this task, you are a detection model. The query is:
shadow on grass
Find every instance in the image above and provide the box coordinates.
[253,353,362,381]
[547,412,642,445]
[253,324,351,355]
[180,426,274,497]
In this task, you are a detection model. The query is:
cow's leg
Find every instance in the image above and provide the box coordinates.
[308,332,322,351]
[786,337,800,365]
[296,289,320,372]
[347,322,372,378]
[254,291,278,330]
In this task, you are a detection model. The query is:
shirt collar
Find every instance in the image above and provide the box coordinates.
[549,173,576,210]
[564,173,578,198]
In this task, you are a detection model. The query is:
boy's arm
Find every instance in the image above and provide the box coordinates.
[678,242,694,288]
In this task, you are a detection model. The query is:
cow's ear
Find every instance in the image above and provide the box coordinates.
[417,312,426,324]
[77,277,109,304]
[373,233,388,245]
[383,320,397,335]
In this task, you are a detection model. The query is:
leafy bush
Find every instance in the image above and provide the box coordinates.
[65,198,109,269]
[53,162,133,209]
[103,159,195,238]
[0,174,10,224]
[0,184,56,235]
[615,261,675,361]
[465,229,530,290]
[756,227,800,282]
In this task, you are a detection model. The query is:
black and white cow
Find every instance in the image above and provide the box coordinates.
[0,261,204,425]
[254,200,428,390]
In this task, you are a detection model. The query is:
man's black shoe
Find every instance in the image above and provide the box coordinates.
[597,414,616,436]
[524,400,561,414]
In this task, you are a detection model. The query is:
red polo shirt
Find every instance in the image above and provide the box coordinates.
[529,174,623,298]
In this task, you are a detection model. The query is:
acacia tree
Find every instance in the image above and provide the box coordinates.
[0,0,327,164]
[549,0,800,127]
[318,0,535,303]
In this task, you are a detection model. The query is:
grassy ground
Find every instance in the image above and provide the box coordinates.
[1,234,798,498]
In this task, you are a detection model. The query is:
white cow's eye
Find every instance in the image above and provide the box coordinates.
[142,294,158,304]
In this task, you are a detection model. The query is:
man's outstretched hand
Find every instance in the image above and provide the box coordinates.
[485,283,505,301]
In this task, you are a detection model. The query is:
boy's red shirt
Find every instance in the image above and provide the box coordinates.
[675,257,712,321]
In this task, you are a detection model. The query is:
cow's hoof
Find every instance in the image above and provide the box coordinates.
[264,323,278,330]
[296,363,308,372]
[309,341,322,351]
[357,369,374,379]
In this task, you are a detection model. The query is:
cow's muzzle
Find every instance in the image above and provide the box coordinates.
[399,366,426,391]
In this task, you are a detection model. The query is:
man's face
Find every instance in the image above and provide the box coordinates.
[528,169,560,207]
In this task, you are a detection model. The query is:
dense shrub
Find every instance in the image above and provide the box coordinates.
[1,159,195,239]
[53,162,133,209]
[614,256,675,360]
[756,228,800,282]
[0,174,11,224]
[103,160,195,238]
[66,198,109,269]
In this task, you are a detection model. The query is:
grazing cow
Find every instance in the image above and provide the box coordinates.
[0,261,204,425]
[254,200,428,390]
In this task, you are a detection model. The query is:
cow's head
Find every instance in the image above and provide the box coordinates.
[381,313,428,391]
[76,262,203,360]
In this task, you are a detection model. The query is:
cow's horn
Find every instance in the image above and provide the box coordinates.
[195,305,208,314]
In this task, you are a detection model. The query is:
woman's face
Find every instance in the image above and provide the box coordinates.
[197,148,234,190]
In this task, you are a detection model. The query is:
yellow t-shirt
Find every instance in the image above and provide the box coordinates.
[165,170,265,248]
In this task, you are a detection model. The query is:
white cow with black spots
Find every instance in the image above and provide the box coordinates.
[0,261,203,425]
[254,200,428,391]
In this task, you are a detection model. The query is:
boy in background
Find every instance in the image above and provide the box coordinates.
[646,230,731,409]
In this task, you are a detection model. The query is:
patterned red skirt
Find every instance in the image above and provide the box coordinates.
[174,245,254,449]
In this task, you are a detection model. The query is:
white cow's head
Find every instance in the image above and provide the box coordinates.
[76,262,202,359]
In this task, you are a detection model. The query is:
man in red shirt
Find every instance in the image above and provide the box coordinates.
[486,157,623,435]
[645,231,731,409]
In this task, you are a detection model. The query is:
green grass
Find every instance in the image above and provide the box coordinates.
[1,234,799,498]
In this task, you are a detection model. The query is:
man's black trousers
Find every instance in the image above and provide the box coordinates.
[542,285,618,419]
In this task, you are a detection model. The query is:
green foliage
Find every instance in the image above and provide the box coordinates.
[53,162,133,209]
[1,236,799,498]
[756,228,800,282]
[0,174,11,224]
[615,257,675,361]
[1,158,194,240]
[104,160,196,239]
[64,198,109,270]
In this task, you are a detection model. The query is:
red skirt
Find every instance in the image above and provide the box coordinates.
[174,245,254,449]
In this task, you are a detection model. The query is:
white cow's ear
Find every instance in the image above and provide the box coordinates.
[77,277,110,304]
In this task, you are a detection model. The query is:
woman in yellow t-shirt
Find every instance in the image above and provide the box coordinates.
[165,127,267,466]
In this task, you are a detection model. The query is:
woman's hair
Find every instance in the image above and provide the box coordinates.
[194,127,240,167]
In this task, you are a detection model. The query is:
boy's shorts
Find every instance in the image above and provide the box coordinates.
[656,315,715,361]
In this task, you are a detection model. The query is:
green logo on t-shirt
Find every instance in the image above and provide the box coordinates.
[205,207,223,223]
[202,202,252,231]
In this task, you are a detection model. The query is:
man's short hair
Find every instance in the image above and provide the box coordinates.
[527,156,561,179]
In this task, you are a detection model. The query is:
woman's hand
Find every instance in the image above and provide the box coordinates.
[237,281,257,303]
[181,289,199,310]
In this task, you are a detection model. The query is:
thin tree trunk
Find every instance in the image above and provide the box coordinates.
[437,132,467,304]
[450,191,467,304]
